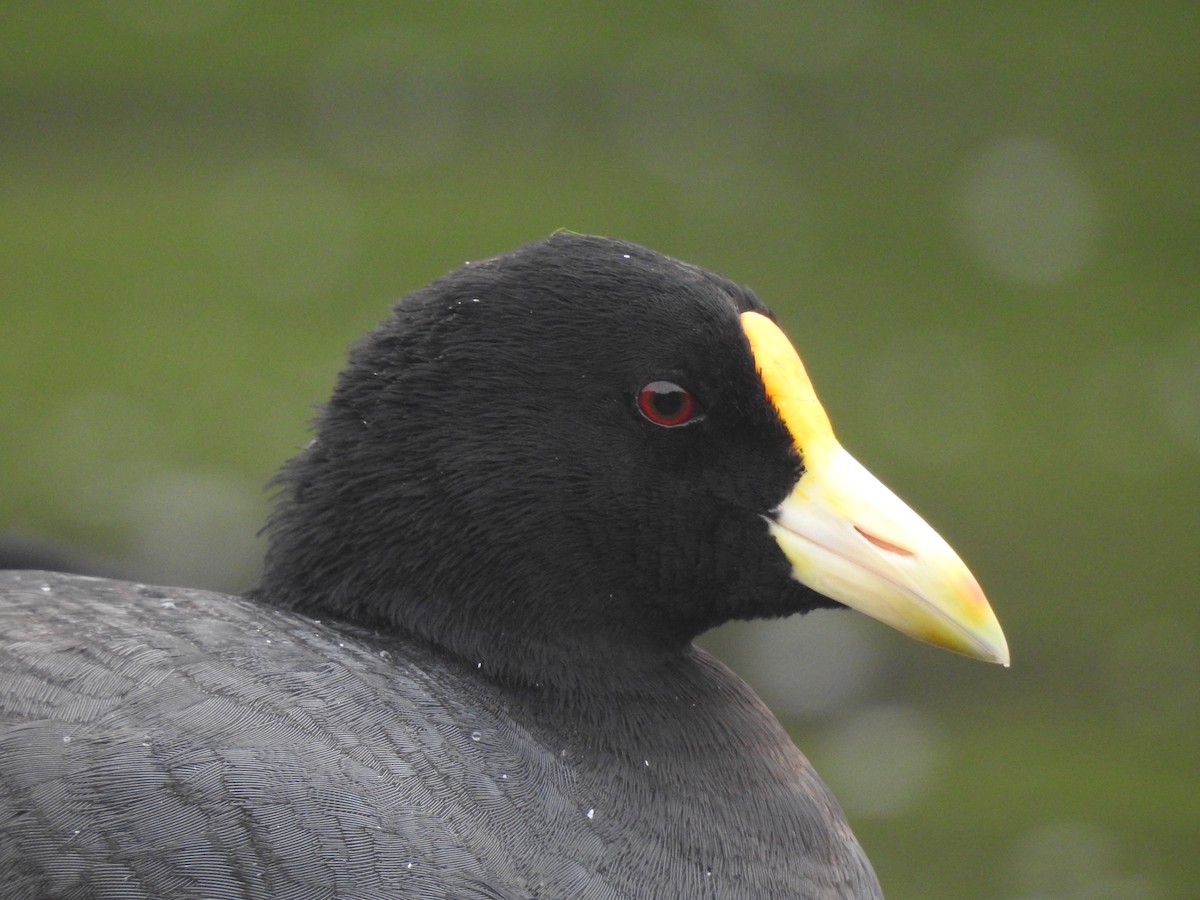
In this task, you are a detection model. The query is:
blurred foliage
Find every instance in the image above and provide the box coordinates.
[2,3,1197,897]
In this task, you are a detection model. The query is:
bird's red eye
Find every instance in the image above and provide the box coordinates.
[637,380,699,427]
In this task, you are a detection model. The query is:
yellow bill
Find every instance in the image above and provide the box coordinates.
[742,311,1009,666]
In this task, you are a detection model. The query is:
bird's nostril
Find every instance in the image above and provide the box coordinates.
[853,525,915,557]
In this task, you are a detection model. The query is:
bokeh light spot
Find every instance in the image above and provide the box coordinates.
[1010,820,1153,898]
[816,705,942,818]
[956,137,1101,286]
[717,611,881,719]
[124,470,264,592]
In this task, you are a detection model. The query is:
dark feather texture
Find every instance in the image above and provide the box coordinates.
[1,234,881,898]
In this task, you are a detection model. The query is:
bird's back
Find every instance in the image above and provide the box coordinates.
[0,570,881,899]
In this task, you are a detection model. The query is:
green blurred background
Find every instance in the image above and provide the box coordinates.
[2,3,1197,897]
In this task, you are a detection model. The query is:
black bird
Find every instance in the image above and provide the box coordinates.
[0,234,1007,899]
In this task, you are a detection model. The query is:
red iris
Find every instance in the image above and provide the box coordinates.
[637,381,698,427]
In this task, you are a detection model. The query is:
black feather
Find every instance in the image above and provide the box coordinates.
[1,234,878,899]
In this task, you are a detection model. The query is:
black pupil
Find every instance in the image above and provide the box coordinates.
[651,388,687,418]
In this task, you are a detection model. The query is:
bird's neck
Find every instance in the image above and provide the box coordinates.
[255,579,697,694]
[412,596,698,694]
